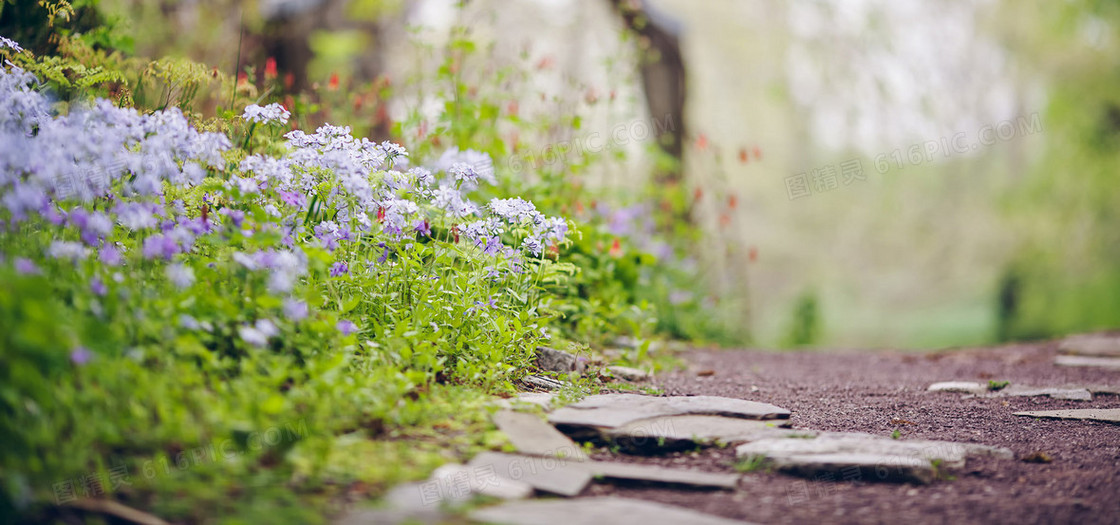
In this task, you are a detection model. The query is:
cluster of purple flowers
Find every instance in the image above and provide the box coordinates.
[1,67,230,209]
[435,147,496,187]
[241,103,291,125]
[1,60,572,350]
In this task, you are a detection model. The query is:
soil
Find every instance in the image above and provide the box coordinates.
[580,340,1120,525]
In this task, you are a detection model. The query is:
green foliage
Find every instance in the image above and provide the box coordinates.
[782,290,821,348]
[990,0,1120,341]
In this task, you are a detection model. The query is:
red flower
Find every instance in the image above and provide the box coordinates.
[328,73,340,91]
[696,134,709,151]
[609,238,622,258]
[738,147,749,164]
[264,57,278,80]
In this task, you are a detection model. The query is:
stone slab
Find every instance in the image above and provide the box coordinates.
[1013,408,1120,424]
[467,452,591,497]
[1058,334,1120,357]
[928,381,987,394]
[549,394,790,440]
[735,432,1012,484]
[602,415,803,453]
[469,497,751,525]
[1054,355,1120,370]
[576,461,740,489]
[1081,384,1120,395]
[770,452,934,484]
[378,463,533,514]
[492,410,588,460]
[979,385,1093,401]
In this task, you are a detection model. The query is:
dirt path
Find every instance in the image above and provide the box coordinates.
[580,341,1120,524]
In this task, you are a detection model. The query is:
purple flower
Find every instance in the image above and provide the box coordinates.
[283,298,309,321]
[315,221,346,252]
[279,191,306,208]
[413,219,431,236]
[329,261,349,277]
[99,245,123,266]
[42,206,66,226]
[489,198,540,225]
[2,184,48,222]
[410,167,435,188]
[141,234,179,260]
[521,236,543,256]
[379,199,418,239]
[468,297,499,314]
[221,208,245,228]
[180,216,211,236]
[114,201,161,231]
[70,346,93,365]
[14,257,40,275]
[337,319,357,336]
[449,162,478,185]
[482,236,503,256]
[90,277,107,296]
[432,185,478,218]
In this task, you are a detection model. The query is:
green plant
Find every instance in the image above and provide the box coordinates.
[733,455,770,473]
[988,380,1011,391]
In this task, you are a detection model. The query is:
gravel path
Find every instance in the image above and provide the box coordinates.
[580,341,1120,524]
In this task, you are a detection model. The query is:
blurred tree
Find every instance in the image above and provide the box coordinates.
[990,0,1120,339]
[608,0,686,186]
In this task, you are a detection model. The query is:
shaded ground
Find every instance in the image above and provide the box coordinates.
[580,341,1120,524]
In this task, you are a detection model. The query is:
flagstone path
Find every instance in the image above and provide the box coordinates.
[336,334,1120,524]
